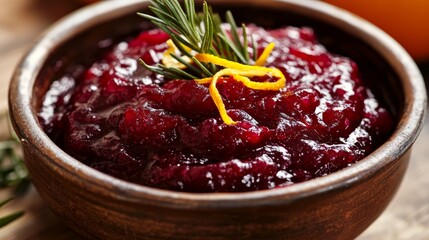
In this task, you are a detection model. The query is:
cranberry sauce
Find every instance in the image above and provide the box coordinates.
[39,26,394,192]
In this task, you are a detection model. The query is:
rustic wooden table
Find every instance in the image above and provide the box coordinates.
[0,0,428,239]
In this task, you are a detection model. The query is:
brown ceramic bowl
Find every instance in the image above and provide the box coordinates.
[8,0,427,239]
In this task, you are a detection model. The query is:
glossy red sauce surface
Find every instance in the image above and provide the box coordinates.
[39,26,394,192]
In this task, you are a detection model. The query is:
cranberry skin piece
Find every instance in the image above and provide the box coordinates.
[145,144,293,192]
[289,45,332,74]
[180,119,270,158]
[144,80,218,119]
[274,115,319,144]
[128,29,170,49]
[148,159,277,192]
[278,88,320,119]
[118,103,182,148]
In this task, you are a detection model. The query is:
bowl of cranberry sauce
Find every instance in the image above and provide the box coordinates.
[9,0,426,239]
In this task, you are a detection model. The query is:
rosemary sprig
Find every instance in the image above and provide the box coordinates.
[138,0,256,79]
[0,139,30,195]
[0,112,28,228]
[0,112,30,196]
[0,198,24,228]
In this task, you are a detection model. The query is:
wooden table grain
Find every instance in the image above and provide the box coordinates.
[0,0,428,239]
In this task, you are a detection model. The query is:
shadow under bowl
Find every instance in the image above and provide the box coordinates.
[8,0,426,239]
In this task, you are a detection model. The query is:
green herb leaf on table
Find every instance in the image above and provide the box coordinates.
[0,138,29,196]
[0,198,24,228]
[0,112,28,228]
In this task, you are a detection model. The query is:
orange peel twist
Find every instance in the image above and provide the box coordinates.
[194,50,286,125]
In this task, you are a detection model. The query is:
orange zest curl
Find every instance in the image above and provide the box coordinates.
[255,42,276,66]
[194,51,286,125]
[162,39,192,69]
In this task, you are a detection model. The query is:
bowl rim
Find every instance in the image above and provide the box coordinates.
[9,0,426,208]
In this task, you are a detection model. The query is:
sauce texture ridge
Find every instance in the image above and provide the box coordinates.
[39,25,394,192]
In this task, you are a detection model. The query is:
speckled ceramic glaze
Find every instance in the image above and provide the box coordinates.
[8,0,426,239]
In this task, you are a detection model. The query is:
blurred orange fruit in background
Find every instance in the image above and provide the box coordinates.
[324,0,429,61]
